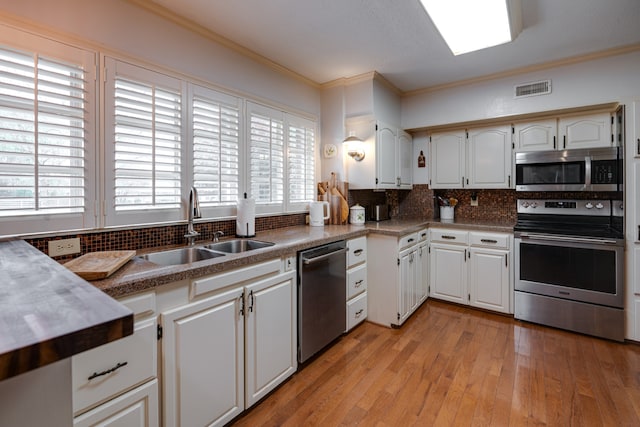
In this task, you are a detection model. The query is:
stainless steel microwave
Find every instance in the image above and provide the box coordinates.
[515,147,621,192]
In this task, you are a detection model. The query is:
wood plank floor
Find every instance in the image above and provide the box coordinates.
[232,299,640,426]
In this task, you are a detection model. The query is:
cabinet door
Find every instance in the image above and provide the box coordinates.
[245,271,297,407]
[416,243,429,305]
[398,248,415,325]
[469,248,510,313]
[430,131,465,188]
[513,119,557,152]
[429,243,467,304]
[397,130,413,188]
[467,125,512,188]
[161,288,244,427]
[635,162,640,241]
[74,380,159,427]
[559,112,612,149]
[376,122,397,188]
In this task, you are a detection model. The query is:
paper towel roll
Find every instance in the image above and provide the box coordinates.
[236,194,256,237]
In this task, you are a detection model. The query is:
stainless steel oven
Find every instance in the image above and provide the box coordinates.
[514,199,625,341]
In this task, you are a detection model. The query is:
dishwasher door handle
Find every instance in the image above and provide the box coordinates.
[302,247,348,265]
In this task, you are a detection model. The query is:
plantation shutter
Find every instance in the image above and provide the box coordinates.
[191,87,240,207]
[286,114,316,204]
[104,58,184,226]
[247,102,284,207]
[0,47,87,216]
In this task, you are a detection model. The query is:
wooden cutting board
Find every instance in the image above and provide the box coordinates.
[64,250,136,280]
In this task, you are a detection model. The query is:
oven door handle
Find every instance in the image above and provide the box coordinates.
[518,233,619,246]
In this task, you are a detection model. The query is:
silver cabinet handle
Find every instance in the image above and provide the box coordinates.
[355,279,364,287]
[637,138,640,156]
[442,235,456,240]
[353,249,364,256]
[88,361,128,381]
[355,309,364,318]
[480,239,498,244]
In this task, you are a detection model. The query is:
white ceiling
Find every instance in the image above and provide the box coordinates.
[146,0,640,93]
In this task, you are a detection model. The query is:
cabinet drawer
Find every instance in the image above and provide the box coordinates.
[347,236,367,267]
[430,229,469,245]
[347,263,367,299]
[72,318,157,415]
[347,291,367,331]
[399,232,419,250]
[469,232,510,249]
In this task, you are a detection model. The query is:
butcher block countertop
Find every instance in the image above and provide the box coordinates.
[0,240,133,381]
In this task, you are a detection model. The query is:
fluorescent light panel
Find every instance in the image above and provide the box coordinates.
[420,0,522,55]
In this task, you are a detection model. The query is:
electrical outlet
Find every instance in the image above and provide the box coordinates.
[284,256,295,272]
[470,198,479,207]
[48,237,81,257]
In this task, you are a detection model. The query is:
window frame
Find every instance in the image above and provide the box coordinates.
[0,26,97,237]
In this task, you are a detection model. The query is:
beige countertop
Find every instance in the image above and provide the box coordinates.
[89,219,515,298]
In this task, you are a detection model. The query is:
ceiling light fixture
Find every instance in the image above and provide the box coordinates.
[420,0,522,56]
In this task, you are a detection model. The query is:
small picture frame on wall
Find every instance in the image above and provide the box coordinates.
[323,144,337,158]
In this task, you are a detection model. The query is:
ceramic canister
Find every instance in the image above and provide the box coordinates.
[349,204,365,225]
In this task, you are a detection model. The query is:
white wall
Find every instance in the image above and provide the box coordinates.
[402,50,640,129]
[0,0,320,116]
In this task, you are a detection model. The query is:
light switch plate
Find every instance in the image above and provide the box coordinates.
[48,237,81,257]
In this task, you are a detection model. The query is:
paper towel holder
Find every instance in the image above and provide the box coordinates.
[236,192,256,238]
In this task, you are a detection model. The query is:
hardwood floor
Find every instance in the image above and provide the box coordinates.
[232,299,640,426]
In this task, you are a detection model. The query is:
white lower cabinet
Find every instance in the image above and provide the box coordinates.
[160,259,296,427]
[73,380,159,427]
[346,236,367,331]
[430,229,512,314]
[72,292,158,427]
[368,229,428,327]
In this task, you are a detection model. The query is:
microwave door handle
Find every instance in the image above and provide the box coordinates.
[584,156,591,189]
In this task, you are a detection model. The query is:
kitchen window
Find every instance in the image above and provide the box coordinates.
[103,58,185,226]
[190,84,241,218]
[0,29,97,237]
[248,102,317,214]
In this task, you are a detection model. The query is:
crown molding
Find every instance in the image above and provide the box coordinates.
[126,0,320,89]
[404,43,640,97]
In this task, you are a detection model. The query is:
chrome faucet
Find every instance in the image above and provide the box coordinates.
[185,186,201,246]
[213,231,224,242]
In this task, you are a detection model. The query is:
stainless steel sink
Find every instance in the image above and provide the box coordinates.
[203,239,274,253]
[139,247,225,266]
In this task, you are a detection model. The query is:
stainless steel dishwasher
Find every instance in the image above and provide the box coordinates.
[297,240,347,363]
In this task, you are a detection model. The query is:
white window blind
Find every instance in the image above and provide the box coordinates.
[248,102,284,206]
[192,88,240,207]
[286,115,316,204]
[0,47,87,216]
[113,78,182,211]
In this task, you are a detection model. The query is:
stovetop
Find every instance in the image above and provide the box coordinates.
[514,199,624,240]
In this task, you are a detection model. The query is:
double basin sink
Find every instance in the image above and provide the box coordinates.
[138,239,275,266]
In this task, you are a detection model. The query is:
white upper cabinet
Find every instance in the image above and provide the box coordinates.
[513,119,558,152]
[430,126,511,189]
[559,112,612,150]
[375,122,397,187]
[430,131,466,189]
[514,112,613,152]
[346,117,413,190]
[467,125,512,189]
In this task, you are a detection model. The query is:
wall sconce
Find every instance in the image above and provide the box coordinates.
[343,133,365,161]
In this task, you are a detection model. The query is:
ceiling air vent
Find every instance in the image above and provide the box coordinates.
[514,80,551,98]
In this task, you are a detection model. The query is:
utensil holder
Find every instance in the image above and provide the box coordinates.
[440,206,454,221]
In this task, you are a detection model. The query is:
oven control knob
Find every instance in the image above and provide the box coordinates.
[521,201,529,208]
[530,202,538,208]
[595,203,604,209]
[585,202,594,209]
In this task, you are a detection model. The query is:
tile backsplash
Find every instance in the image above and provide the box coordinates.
[27,213,306,261]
